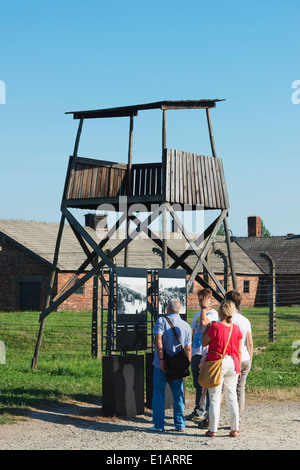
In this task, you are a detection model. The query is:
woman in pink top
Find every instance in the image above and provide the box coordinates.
[202,300,242,438]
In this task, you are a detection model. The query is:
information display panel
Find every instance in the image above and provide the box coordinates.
[115,267,148,352]
[158,269,187,321]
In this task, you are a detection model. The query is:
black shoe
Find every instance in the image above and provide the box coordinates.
[186,410,205,421]
[197,418,210,428]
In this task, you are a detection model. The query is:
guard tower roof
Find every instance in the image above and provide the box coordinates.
[66,99,225,119]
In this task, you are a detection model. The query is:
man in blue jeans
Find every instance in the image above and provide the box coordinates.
[151,299,192,432]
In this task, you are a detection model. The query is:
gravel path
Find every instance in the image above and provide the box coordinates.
[0,396,299,451]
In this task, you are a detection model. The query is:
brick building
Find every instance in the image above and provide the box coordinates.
[0,217,263,312]
[236,216,300,307]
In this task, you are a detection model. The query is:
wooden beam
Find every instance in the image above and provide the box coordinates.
[162,110,168,268]
[169,215,220,269]
[202,259,226,295]
[63,117,84,201]
[206,108,217,158]
[31,214,66,370]
[130,215,223,303]
[61,206,115,269]
[51,212,128,304]
[39,205,163,321]
[124,114,134,267]
[165,206,226,291]
[223,217,238,290]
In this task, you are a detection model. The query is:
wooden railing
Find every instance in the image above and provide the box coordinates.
[66,157,162,201]
[165,149,229,209]
[65,150,229,210]
[131,162,162,197]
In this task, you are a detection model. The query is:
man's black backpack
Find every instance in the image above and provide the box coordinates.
[162,315,190,382]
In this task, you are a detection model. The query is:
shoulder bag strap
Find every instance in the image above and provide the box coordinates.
[222,323,233,358]
[163,315,189,362]
[163,315,183,347]
[163,315,189,352]
[209,323,233,359]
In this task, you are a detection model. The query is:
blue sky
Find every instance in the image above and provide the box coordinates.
[0,0,299,236]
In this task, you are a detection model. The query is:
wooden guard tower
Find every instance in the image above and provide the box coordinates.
[31,99,237,369]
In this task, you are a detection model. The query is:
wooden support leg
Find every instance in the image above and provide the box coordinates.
[165,204,227,292]
[223,216,238,290]
[31,214,65,370]
[130,214,224,304]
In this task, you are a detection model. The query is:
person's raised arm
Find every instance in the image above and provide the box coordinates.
[199,295,211,326]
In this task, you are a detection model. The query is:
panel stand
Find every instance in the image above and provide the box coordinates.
[102,355,144,417]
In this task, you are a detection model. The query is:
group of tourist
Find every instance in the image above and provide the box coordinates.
[151,289,253,438]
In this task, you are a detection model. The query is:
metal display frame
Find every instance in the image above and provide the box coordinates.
[100,267,187,356]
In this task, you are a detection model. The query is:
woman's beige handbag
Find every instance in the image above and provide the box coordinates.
[198,324,233,388]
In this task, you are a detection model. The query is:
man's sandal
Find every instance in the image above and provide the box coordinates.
[229,430,239,437]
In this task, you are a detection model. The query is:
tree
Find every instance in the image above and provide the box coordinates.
[261,219,271,237]
[217,223,225,236]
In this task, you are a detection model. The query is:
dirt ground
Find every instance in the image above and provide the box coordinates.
[0,394,299,451]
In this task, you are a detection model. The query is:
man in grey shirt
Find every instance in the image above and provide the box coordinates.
[151,299,192,432]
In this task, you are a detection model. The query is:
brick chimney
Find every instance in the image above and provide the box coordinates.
[248,216,261,237]
[85,213,108,230]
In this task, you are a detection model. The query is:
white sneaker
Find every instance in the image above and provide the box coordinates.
[150,425,164,432]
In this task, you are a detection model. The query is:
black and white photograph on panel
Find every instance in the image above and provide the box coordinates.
[116,269,147,315]
[115,267,148,352]
[158,269,187,319]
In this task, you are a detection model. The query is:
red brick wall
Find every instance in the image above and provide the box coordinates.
[186,274,260,310]
[56,273,94,311]
[0,239,269,312]
[0,240,50,311]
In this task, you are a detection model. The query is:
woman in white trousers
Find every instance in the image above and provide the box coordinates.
[202,301,242,437]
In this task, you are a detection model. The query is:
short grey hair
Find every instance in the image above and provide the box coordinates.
[168,298,182,314]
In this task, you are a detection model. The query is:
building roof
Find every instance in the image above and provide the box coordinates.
[0,219,262,276]
[236,235,300,274]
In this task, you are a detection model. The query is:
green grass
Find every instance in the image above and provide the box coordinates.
[186,307,300,393]
[0,307,299,424]
[0,311,101,424]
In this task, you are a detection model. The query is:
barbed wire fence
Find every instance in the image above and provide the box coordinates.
[0,251,300,363]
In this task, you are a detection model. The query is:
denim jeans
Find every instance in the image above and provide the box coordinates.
[191,355,209,412]
[152,366,186,430]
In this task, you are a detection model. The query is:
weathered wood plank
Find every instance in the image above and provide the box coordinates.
[218,158,230,208]
[207,156,217,208]
[192,153,200,205]
[186,153,192,205]
[212,158,221,207]
[80,166,91,199]
[65,153,228,209]
[196,155,205,205]
[89,166,98,198]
